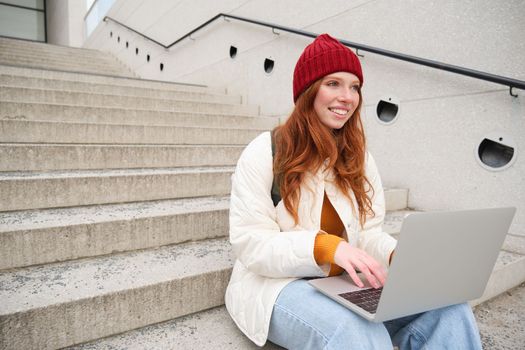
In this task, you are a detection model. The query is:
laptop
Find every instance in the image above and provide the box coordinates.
[308,207,516,322]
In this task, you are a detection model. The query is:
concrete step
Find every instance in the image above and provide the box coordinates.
[0,166,234,211]
[474,282,525,349]
[384,211,525,306]
[0,101,276,129]
[0,189,406,270]
[0,65,132,79]
[0,37,116,57]
[472,233,525,307]
[39,228,525,350]
[0,64,222,93]
[0,57,133,76]
[67,282,525,350]
[0,46,114,62]
[0,74,242,104]
[383,188,408,211]
[0,144,245,171]
[65,306,281,350]
[0,52,114,66]
[0,238,234,350]
[0,47,117,61]
[0,196,230,270]
[0,52,120,68]
[0,48,112,63]
[0,87,259,114]
[0,120,263,144]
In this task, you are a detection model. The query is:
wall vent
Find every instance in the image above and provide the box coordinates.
[264,58,274,74]
[230,46,237,59]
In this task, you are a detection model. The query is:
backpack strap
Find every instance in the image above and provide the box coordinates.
[270,129,281,207]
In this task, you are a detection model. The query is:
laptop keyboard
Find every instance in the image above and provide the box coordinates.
[338,287,383,314]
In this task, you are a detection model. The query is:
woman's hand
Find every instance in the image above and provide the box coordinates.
[333,241,387,289]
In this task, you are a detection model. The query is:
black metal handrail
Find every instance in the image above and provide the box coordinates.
[103,13,524,96]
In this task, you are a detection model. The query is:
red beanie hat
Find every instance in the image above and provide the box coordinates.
[293,33,363,102]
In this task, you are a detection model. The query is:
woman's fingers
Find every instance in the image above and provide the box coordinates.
[341,262,364,288]
[334,242,387,289]
[355,262,382,289]
[361,257,386,286]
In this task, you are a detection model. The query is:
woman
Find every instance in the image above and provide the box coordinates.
[225,34,482,349]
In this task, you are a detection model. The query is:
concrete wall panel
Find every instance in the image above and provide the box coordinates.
[84,0,525,234]
[363,90,525,234]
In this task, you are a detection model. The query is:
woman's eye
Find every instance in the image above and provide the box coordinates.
[351,84,360,91]
[327,81,338,86]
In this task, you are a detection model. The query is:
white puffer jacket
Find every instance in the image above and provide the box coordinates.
[225,132,397,346]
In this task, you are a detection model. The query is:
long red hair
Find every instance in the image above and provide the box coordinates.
[273,79,374,227]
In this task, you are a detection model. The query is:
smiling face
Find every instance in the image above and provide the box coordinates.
[313,72,361,130]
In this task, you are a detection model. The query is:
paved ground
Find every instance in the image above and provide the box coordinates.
[61,282,525,349]
[474,282,525,349]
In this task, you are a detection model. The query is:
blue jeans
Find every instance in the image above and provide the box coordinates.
[268,279,482,349]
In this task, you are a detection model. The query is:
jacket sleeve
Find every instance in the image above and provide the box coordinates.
[357,152,397,267]
[229,132,326,278]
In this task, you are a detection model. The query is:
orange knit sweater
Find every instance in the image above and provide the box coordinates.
[314,192,345,276]
[314,192,395,274]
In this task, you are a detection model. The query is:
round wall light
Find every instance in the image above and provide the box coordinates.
[375,96,400,125]
[475,132,516,171]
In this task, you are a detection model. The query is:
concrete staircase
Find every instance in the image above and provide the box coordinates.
[0,37,136,77]
[0,37,524,349]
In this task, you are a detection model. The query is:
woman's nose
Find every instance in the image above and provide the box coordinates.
[338,87,354,102]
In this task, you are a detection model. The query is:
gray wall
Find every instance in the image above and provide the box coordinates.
[84,0,525,235]
[47,0,86,47]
